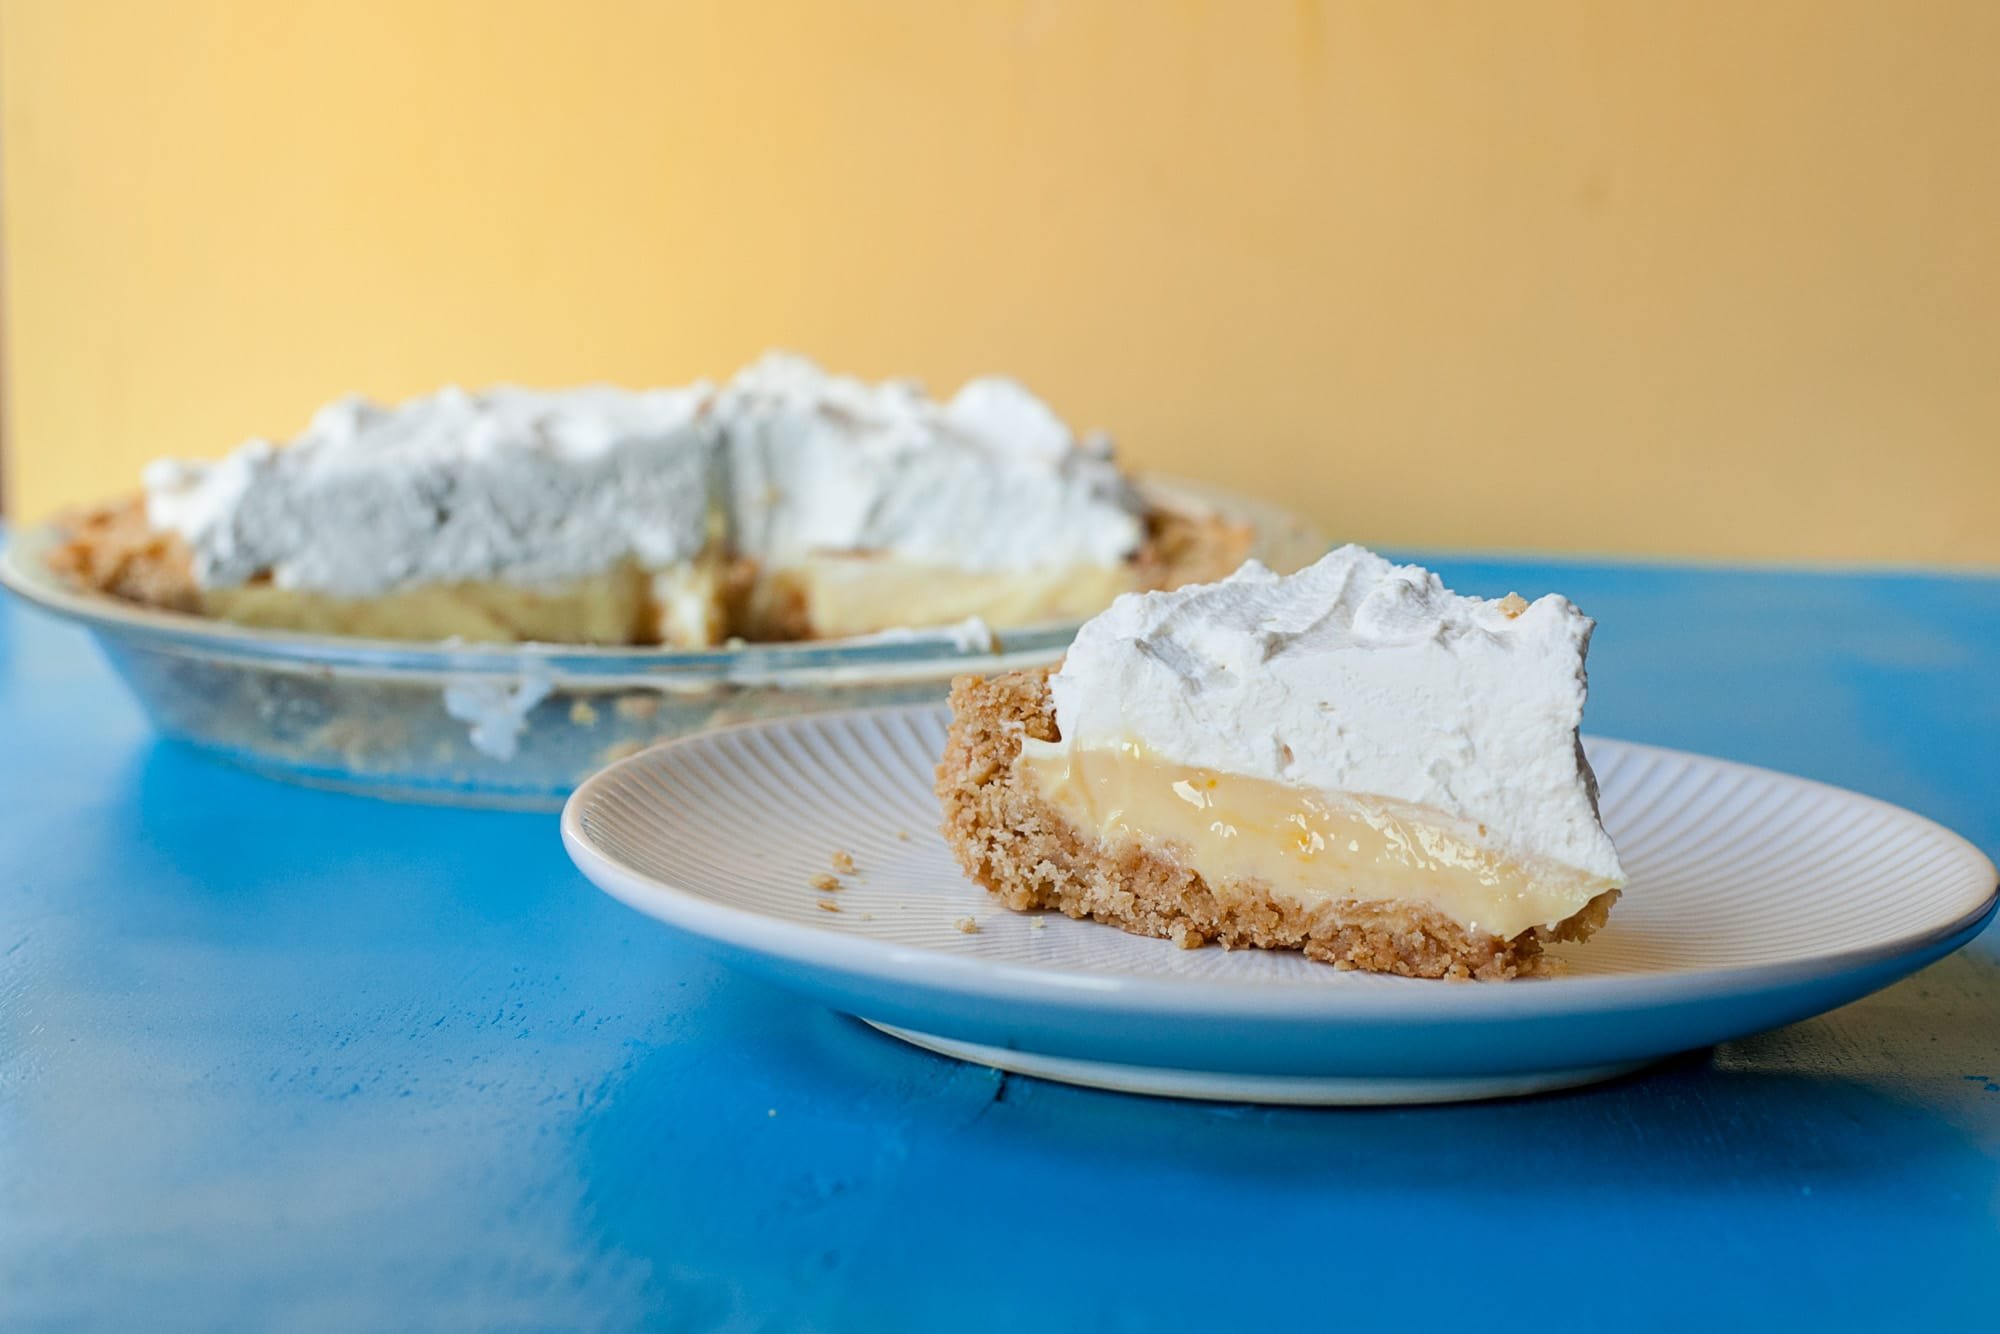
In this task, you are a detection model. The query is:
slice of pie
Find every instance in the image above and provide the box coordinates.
[936,545,1627,979]
[48,356,1252,646]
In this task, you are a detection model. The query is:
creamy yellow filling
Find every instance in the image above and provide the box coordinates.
[201,557,731,646]
[778,557,1141,638]
[192,551,1130,646]
[1016,739,1616,940]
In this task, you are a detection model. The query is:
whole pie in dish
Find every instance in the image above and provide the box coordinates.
[49,353,1251,646]
[936,545,1627,979]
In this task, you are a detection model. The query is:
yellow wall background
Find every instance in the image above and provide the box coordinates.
[4,0,1997,564]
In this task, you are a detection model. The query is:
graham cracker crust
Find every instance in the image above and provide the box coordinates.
[1135,505,1255,591]
[46,496,202,613]
[935,669,1617,981]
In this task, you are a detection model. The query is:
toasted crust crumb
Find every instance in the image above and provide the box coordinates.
[810,873,841,893]
[815,899,842,913]
[46,496,202,611]
[954,917,982,934]
[1135,507,1256,591]
[831,850,857,875]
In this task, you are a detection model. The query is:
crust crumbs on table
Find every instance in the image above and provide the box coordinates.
[815,899,841,913]
[810,873,841,894]
[954,917,982,934]
[614,694,661,721]
[934,669,1617,981]
[830,850,857,875]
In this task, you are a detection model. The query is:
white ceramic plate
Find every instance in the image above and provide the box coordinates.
[562,705,1998,1104]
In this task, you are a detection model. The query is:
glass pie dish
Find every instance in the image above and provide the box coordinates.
[1,478,1326,809]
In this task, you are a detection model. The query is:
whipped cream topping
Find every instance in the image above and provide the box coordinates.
[1042,545,1627,884]
[144,354,1147,597]
[716,353,1146,572]
[146,386,715,596]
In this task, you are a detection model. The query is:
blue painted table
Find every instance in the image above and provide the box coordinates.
[2,556,1996,1331]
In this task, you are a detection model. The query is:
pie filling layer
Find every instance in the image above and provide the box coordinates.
[188,554,1134,645]
[1015,738,1617,941]
[200,565,658,644]
[766,558,1141,640]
